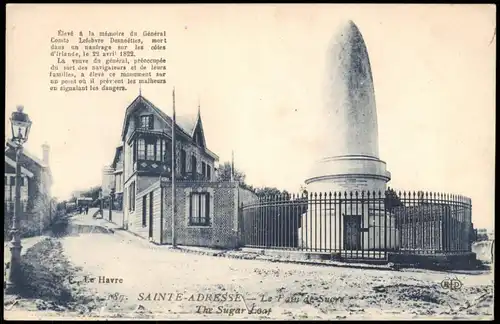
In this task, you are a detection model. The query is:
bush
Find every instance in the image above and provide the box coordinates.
[13,238,78,305]
[50,216,70,237]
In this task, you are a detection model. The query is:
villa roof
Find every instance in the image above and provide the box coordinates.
[5,140,48,168]
[120,95,218,160]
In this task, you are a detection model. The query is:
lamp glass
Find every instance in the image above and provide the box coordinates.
[10,119,31,143]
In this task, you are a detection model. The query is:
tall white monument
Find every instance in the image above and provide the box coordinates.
[300,21,397,252]
[305,20,391,193]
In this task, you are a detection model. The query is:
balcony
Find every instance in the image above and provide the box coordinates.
[134,160,171,175]
[179,171,211,181]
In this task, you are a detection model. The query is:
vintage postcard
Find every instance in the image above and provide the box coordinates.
[4,4,495,320]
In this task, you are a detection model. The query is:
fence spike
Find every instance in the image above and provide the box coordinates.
[367,191,371,198]
[319,192,322,199]
[329,191,332,198]
[378,190,382,198]
[355,191,358,197]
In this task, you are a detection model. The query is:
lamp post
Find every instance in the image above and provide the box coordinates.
[6,105,32,291]
[109,188,115,222]
[99,189,103,218]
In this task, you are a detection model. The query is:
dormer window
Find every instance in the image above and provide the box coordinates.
[140,115,154,129]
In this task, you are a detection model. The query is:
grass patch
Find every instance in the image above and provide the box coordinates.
[8,237,104,312]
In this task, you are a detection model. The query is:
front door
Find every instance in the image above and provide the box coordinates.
[344,214,361,250]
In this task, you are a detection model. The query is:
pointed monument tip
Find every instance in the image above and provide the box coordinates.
[335,19,361,38]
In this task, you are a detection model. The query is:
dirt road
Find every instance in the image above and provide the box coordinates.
[43,230,492,320]
[4,214,494,321]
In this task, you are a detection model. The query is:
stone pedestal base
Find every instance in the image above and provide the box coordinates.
[297,205,400,251]
[305,155,391,194]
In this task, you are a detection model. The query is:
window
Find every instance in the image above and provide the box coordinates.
[128,181,136,211]
[155,140,161,161]
[137,137,161,161]
[138,138,146,160]
[140,115,154,129]
[191,155,197,174]
[189,192,210,226]
[8,177,25,186]
[146,140,155,160]
[142,195,147,227]
[164,140,172,165]
[207,166,211,181]
[132,142,136,163]
[181,149,187,175]
[202,162,206,178]
[4,176,10,201]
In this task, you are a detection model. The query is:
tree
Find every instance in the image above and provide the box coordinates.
[385,187,404,210]
[216,161,246,183]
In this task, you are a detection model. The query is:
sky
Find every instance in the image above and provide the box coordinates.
[5,4,496,230]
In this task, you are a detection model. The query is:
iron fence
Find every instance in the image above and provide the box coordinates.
[240,190,472,260]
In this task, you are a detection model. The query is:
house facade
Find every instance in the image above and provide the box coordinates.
[4,141,53,237]
[102,94,257,248]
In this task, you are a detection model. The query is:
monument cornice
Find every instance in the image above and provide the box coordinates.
[305,173,391,185]
[318,155,387,165]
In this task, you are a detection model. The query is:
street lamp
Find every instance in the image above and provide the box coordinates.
[109,188,115,222]
[6,105,32,291]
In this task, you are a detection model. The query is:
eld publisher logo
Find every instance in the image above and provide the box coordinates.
[440,277,463,291]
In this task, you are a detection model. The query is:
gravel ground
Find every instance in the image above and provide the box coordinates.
[4,230,494,320]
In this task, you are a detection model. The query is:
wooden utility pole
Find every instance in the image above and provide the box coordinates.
[171,87,177,248]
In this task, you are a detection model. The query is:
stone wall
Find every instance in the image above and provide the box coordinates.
[162,181,239,248]
[125,180,244,249]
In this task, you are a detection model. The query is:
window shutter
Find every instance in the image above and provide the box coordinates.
[189,194,194,222]
[205,193,210,223]
[149,116,154,129]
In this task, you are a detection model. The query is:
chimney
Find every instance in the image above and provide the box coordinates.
[42,142,50,165]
